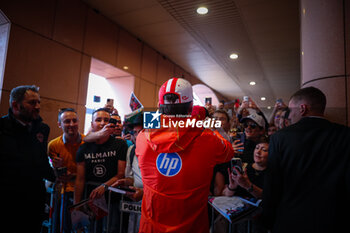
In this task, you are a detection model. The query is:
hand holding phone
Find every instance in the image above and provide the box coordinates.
[205,97,212,105]
[241,96,249,109]
[234,132,245,153]
[52,153,64,168]
[236,132,245,144]
[231,158,243,175]
[98,123,115,137]
[232,140,244,155]
[276,98,287,110]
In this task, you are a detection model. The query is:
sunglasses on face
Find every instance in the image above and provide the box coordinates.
[243,122,258,129]
[229,128,238,133]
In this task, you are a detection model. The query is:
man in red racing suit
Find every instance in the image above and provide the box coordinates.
[136,78,234,232]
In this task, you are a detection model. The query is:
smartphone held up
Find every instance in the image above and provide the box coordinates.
[234,132,245,153]
[231,158,243,175]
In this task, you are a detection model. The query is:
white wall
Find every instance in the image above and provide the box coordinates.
[106,75,135,119]
[84,73,135,134]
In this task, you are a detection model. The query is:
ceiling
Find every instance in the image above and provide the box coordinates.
[83,0,300,109]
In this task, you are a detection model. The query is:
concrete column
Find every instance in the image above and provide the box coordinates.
[300,0,350,125]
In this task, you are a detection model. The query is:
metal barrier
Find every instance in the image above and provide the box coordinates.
[210,205,252,233]
[43,181,142,233]
[209,196,257,233]
[106,186,141,233]
[42,182,56,233]
[42,181,73,233]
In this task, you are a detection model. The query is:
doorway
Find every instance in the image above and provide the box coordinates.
[85,58,135,134]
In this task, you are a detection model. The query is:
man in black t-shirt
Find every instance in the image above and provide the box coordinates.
[76,136,127,196]
[75,108,127,232]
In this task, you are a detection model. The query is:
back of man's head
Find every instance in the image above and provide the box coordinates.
[290,86,326,115]
[158,78,193,115]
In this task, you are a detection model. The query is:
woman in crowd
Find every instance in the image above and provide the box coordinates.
[223,140,268,199]
[222,139,269,233]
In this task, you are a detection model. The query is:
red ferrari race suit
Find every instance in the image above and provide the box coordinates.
[136,120,234,233]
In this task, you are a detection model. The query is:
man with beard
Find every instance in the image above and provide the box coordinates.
[0,85,55,232]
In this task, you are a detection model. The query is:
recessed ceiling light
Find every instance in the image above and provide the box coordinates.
[197,7,208,15]
[123,66,129,70]
[267,106,271,109]
[261,97,266,101]
[249,81,256,86]
[229,53,238,59]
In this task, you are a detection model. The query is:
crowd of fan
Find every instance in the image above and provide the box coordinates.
[0,84,291,233]
[204,98,290,233]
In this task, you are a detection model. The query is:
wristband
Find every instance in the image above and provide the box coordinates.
[247,184,254,193]
[228,185,237,191]
[101,183,109,191]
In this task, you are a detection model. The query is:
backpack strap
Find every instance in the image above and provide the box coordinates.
[129,145,136,165]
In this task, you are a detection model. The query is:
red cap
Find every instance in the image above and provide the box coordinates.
[159,78,193,105]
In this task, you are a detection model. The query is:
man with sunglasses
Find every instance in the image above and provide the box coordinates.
[110,113,133,147]
[233,112,266,164]
[110,113,123,137]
